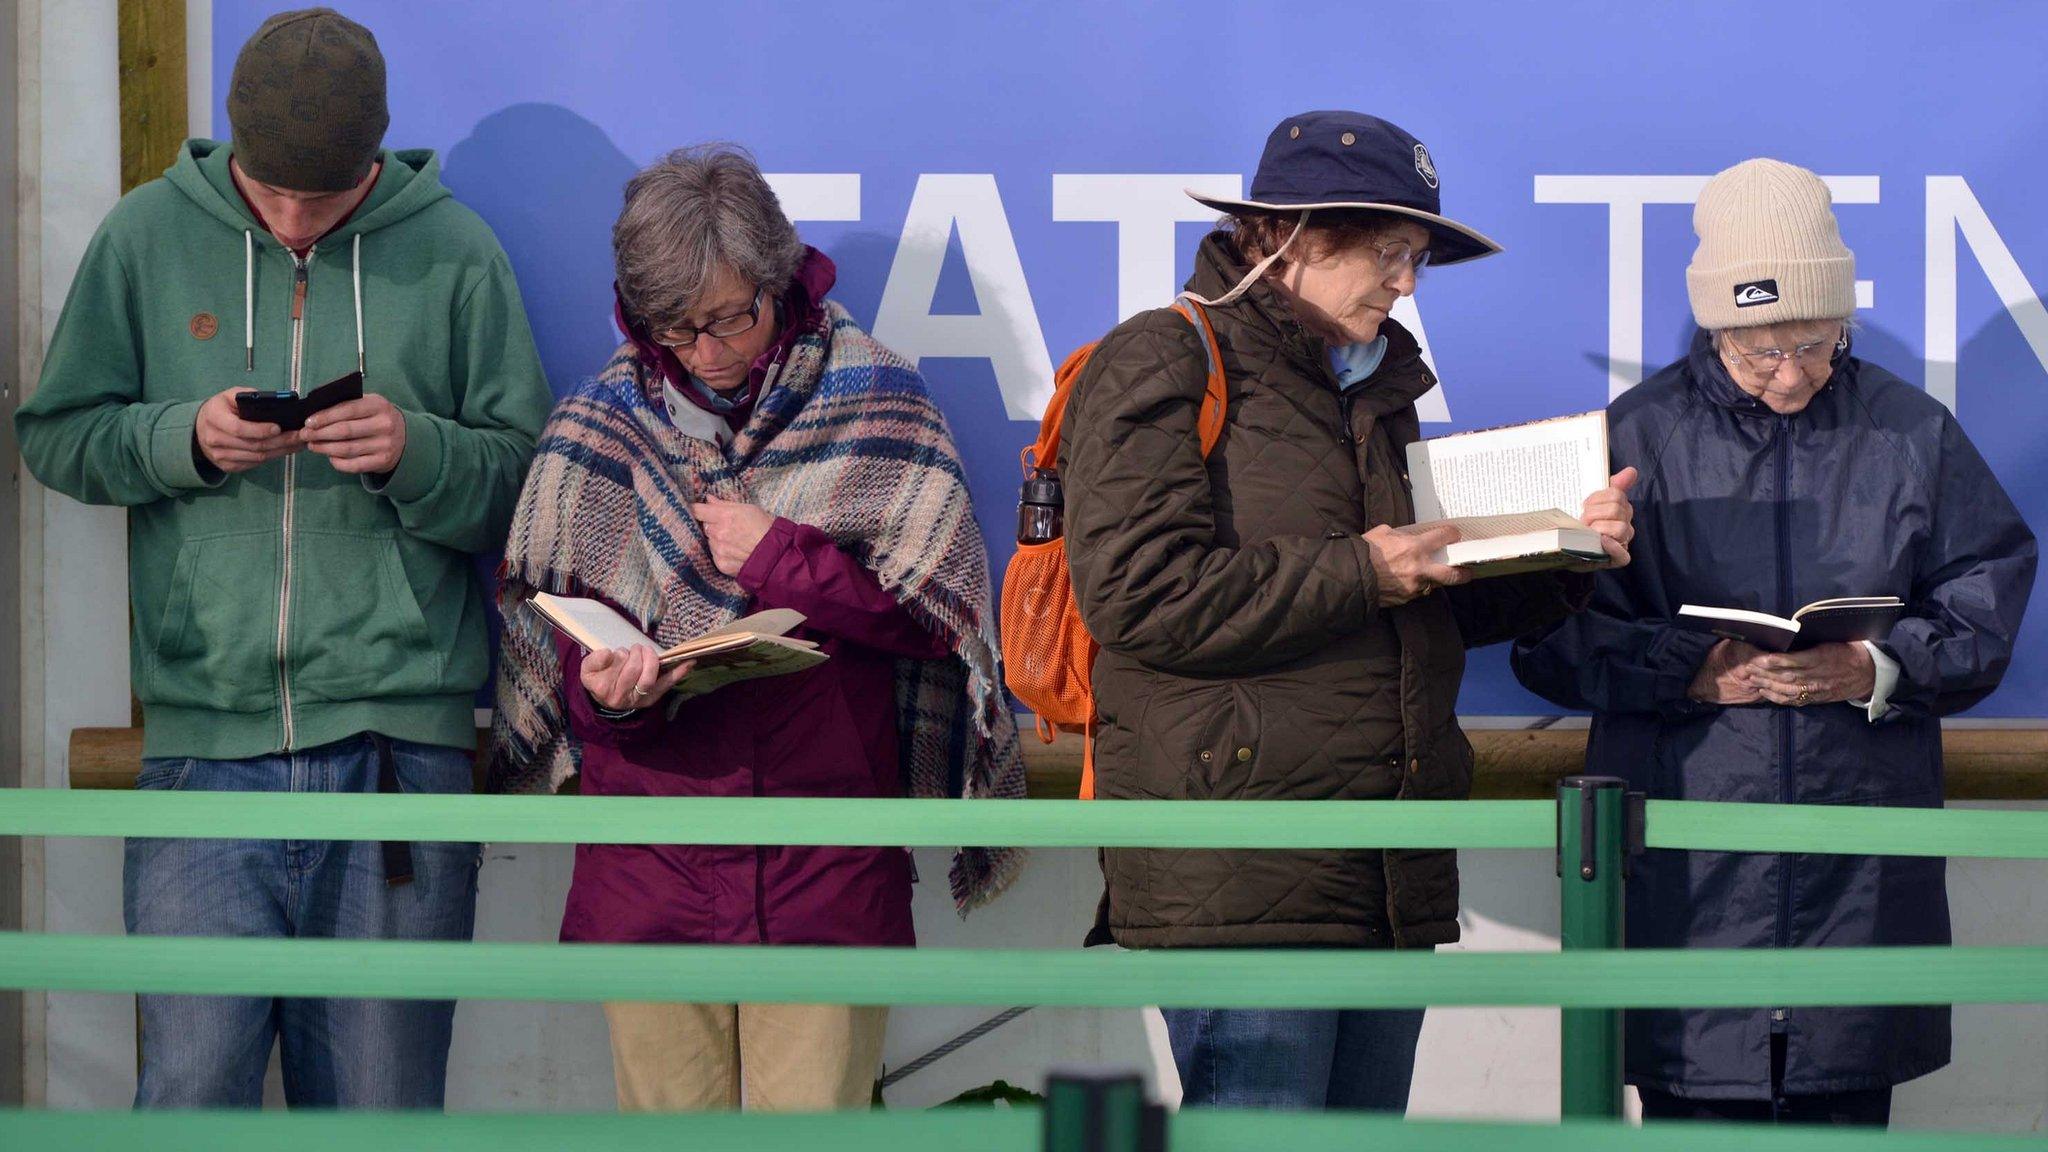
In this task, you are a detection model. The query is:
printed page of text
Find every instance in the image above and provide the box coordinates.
[1408,411,1608,521]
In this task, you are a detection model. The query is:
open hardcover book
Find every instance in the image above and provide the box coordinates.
[1405,410,1611,577]
[1676,596,1905,653]
[527,593,828,700]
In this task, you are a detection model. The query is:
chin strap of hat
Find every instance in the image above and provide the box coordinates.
[1182,210,1311,307]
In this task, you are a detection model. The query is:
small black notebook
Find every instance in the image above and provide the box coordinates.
[1676,597,1905,653]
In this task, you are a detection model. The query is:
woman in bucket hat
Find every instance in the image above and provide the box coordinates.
[1514,159,2036,1126]
[1059,111,1636,1110]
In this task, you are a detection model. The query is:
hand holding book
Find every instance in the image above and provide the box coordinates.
[1687,638,1877,707]
[1679,596,1897,706]
[1744,643,1877,706]
[528,592,828,705]
[582,645,697,712]
[1566,466,1638,571]
[1364,468,1633,603]
[1366,522,1472,605]
[1404,412,1635,578]
[1688,638,1769,706]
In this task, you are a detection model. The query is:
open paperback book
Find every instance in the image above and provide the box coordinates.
[527,593,828,700]
[1405,410,1611,577]
[1676,596,1905,653]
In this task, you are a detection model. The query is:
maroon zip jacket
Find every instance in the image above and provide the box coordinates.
[557,515,947,946]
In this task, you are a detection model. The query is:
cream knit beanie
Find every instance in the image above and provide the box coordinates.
[1686,158,1855,330]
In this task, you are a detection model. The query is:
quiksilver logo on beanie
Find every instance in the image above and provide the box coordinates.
[1735,280,1781,307]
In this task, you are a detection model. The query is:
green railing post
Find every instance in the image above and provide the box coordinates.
[1043,1070,1164,1152]
[1557,775,1631,1119]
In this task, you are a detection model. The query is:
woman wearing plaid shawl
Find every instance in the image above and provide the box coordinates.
[490,144,1025,1112]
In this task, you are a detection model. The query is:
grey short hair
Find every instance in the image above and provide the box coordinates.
[1712,315,1857,348]
[613,143,807,335]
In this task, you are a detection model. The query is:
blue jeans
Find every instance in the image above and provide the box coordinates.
[1163,1007,1426,1111]
[124,735,480,1108]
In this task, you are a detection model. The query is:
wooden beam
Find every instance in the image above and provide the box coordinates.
[65,725,2048,801]
[118,0,186,195]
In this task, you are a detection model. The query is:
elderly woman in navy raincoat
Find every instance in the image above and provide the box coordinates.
[1513,159,2035,1128]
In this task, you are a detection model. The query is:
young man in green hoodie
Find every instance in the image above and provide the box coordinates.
[15,9,552,1108]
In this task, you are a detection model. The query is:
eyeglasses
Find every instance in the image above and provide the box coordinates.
[1368,239,1431,277]
[1723,327,1845,373]
[655,288,768,350]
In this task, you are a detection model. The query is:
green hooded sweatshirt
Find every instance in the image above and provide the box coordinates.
[17,140,553,760]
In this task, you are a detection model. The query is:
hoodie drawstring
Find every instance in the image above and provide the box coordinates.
[352,233,366,377]
[243,230,255,371]
[240,231,369,381]
[1180,210,1312,308]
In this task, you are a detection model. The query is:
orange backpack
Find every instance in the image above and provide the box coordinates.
[1000,297,1228,799]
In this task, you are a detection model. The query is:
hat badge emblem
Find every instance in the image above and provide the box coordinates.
[1413,144,1439,190]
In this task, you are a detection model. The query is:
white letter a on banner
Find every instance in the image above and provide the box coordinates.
[873,174,1055,421]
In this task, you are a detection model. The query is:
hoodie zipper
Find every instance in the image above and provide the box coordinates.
[277,251,314,751]
[1771,413,1793,1030]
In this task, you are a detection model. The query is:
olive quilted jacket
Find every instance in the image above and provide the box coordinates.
[1061,231,1588,948]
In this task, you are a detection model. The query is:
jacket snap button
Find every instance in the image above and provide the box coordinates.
[1289,125,1301,139]
[1408,758,1422,775]
[1340,132,1357,146]
[1236,747,1252,762]
[1199,750,1213,763]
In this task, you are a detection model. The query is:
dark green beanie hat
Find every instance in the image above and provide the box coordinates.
[227,8,388,193]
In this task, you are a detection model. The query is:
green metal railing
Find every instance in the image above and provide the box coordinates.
[4,789,2043,855]
[10,1106,2048,1152]
[1,782,2044,1149]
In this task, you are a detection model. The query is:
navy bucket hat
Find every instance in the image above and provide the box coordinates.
[1189,110,1502,266]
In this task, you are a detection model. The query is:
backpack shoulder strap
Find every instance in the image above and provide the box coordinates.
[1031,301,1229,475]
[1169,296,1229,457]
[1026,340,1102,474]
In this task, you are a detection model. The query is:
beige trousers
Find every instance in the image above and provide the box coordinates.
[603,1002,889,1111]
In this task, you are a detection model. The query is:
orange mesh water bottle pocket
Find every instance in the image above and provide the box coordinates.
[999,536,1097,732]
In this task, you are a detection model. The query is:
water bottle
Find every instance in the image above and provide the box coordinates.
[1017,469,1064,545]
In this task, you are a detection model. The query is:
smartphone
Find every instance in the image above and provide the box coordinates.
[233,390,304,430]
[234,371,364,432]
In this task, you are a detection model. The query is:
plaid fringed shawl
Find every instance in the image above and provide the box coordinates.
[489,301,1026,912]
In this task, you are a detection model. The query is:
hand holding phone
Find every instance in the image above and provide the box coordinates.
[301,376,408,476]
[196,386,303,474]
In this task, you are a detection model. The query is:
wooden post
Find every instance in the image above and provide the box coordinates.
[118,0,186,195]
[118,0,185,725]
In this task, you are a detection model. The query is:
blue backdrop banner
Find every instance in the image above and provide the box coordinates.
[216,1,2048,716]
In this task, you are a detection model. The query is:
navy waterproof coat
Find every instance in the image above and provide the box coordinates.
[1512,333,2036,1099]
